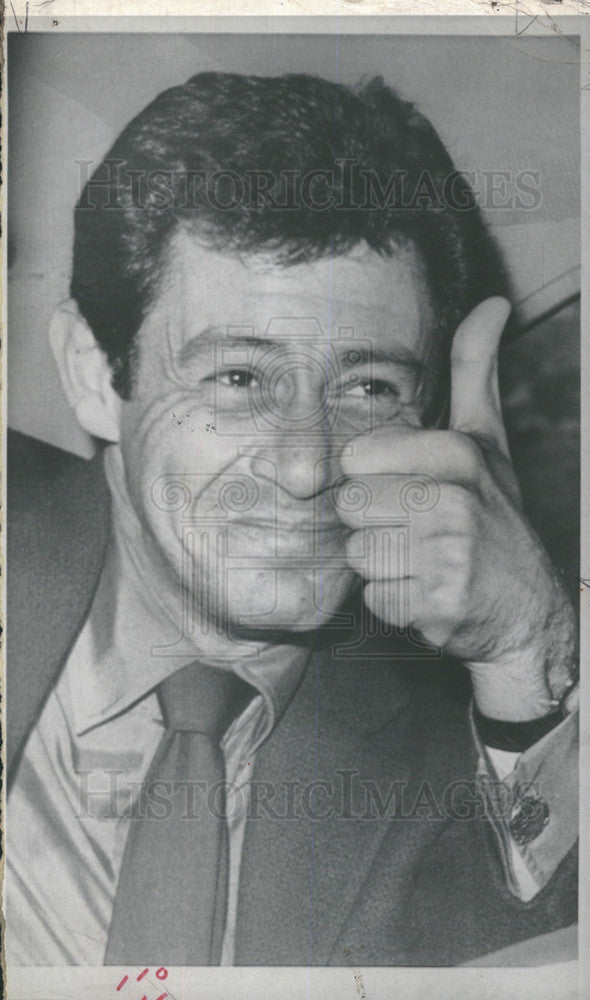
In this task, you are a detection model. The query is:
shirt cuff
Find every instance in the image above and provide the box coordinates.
[471,702,579,900]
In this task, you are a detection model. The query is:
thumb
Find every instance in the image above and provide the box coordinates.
[449,296,512,457]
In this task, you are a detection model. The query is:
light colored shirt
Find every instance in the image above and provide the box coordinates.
[6,619,309,965]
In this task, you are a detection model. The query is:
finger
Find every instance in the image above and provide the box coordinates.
[339,427,484,491]
[346,526,414,580]
[339,425,420,476]
[449,296,512,457]
[346,526,464,582]
[363,578,416,629]
[363,579,455,648]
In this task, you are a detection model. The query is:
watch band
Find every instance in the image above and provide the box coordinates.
[473,704,566,753]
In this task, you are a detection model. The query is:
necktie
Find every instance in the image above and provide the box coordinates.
[104,664,254,965]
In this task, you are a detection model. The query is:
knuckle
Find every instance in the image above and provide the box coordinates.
[444,536,473,573]
[433,580,462,623]
[448,431,483,479]
[364,580,385,618]
[339,450,360,477]
[345,529,367,570]
[365,580,409,626]
[442,483,479,532]
[339,434,375,476]
[333,475,372,526]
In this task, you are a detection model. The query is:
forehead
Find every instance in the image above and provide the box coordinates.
[144,229,435,359]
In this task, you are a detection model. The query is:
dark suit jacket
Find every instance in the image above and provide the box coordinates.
[6,431,578,966]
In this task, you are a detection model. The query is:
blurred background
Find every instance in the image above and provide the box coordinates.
[7,31,580,587]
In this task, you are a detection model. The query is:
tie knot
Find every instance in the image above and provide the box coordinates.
[158,663,254,740]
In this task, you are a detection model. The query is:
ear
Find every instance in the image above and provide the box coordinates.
[49,300,122,443]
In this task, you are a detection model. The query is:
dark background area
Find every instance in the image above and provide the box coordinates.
[501,298,580,594]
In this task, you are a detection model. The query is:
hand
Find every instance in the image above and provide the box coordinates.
[339,298,578,720]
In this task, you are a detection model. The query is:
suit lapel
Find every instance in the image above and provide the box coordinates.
[234,649,416,965]
[7,435,110,781]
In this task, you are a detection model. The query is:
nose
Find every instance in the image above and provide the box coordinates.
[250,436,339,500]
[247,363,344,500]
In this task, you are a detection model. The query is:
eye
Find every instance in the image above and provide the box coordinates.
[217,369,260,389]
[344,376,399,398]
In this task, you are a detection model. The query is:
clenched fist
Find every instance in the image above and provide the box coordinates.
[338,298,578,721]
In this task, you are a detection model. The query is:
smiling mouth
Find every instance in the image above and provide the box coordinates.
[227,519,348,534]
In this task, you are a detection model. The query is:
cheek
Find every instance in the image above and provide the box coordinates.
[119,395,239,539]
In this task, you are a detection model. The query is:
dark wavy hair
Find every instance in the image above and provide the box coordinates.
[70,71,509,419]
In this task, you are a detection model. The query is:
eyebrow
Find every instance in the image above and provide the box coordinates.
[177,327,275,366]
[176,325,425,376]
[334,344,425,376]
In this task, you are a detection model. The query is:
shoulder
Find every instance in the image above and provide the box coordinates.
[8,429,109,527]
[8,428,111,619]
[7,431,111,775]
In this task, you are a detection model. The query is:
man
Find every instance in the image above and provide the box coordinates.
[6,71,578,967]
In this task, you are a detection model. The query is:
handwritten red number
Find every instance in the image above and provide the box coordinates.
[116,968,168,996]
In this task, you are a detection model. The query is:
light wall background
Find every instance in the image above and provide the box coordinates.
[8,32,580,457]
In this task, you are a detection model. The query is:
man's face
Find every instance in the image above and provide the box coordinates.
[117,231,435,636]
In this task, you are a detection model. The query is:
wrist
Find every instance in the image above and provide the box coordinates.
[469,649,554,720]
[469,598,578,721]
[473,677,577,751]
[470,664,578,721]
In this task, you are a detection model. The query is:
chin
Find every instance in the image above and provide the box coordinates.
[216,568,357,634]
